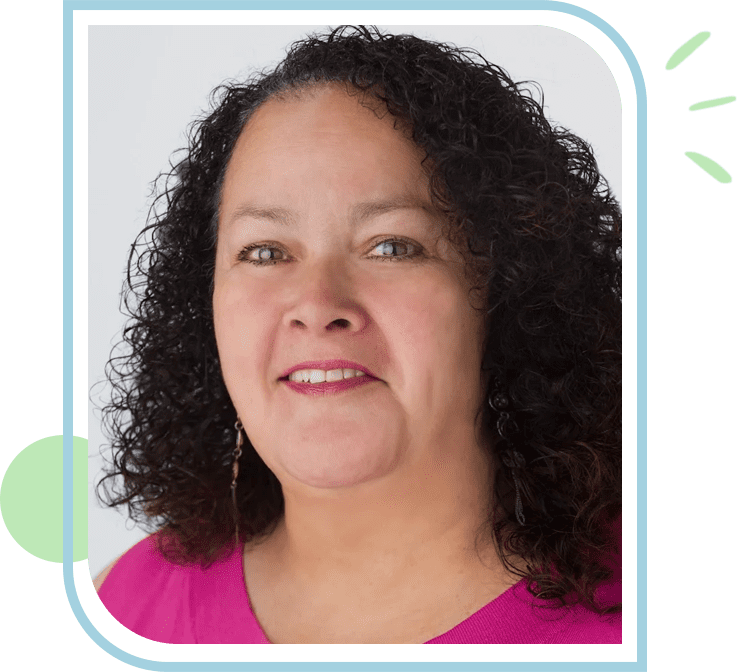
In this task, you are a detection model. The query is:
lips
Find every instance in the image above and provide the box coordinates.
[281,375,378,396]
[278,359,378,381]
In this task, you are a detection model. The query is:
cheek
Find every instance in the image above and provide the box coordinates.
[212,275,271,368]
[213,278,237,352]
[381,274,477,372]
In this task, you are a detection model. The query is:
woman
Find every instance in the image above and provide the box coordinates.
[94,25,622,644]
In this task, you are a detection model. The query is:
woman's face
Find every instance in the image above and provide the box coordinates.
[213,84,488,491]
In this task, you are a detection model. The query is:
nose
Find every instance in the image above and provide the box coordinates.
[282,259,368,335]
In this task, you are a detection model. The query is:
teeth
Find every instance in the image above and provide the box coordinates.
[308,369,325,384]
[288,368,366,383]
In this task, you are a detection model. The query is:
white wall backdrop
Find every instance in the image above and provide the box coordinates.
[87,24,622,577]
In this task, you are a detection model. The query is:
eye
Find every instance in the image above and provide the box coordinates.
[237,237,423,267]
[237,244,288,266]
[367,237,423,262]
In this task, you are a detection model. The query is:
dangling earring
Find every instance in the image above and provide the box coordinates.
[488,383,527,526]
[231,419,244,544]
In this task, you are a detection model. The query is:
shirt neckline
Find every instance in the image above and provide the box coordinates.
[226,542,527,644]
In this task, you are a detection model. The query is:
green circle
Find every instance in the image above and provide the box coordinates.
[1,435,88,562]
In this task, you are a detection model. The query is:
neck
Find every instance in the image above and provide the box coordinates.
[264,432,504,596]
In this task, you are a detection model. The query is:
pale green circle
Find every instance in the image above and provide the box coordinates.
[0,435,88,562]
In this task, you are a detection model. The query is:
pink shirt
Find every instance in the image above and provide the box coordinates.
[98,534,621,643]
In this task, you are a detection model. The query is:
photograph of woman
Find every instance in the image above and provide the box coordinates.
[90,25,622,644]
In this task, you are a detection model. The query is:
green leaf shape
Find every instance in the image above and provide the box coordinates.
[665,30,711,72]
[683,152,732,184]
[688,96,737,112]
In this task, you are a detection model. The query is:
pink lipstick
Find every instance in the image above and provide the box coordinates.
[281,376,378,396]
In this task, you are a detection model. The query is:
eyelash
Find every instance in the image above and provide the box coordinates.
[237,237,423,267]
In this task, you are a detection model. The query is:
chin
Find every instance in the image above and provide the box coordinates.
[278,441,399,491]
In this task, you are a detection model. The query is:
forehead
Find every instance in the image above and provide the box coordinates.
[220,84,430,206]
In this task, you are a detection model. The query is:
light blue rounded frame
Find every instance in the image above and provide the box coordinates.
[64,1,645,669]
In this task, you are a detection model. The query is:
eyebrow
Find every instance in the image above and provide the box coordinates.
[227,196,435,229]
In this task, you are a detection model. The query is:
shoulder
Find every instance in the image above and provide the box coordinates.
[94,534,166,590]
[93,551,127,592]
[94,533,251,643]
[551,608,622,644]
[429,580,622,644]
[518,569,622,644]
[95,532,196,596]
[95,533,197,640]
[515,584,622,644]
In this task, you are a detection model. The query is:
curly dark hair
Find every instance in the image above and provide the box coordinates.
[97,25,622,616]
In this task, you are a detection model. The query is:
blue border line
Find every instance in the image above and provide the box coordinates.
[64,2,645,669]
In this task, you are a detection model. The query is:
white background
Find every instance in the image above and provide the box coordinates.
[86,22,623,578]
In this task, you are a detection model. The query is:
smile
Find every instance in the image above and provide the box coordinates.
[280,375,378,395]
[287,368,366,383]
